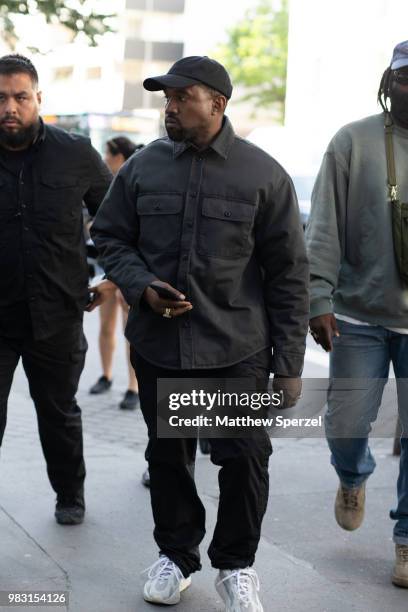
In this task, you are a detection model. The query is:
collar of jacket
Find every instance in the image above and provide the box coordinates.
[172,115,235,160]
[33,117,46,150]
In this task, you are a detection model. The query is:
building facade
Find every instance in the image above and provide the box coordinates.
[123,0,185,110]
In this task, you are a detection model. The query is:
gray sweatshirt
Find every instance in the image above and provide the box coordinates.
[306,113,408,326]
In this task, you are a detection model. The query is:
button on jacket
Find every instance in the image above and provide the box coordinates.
[0,120,112,339]
[91,117,309,375]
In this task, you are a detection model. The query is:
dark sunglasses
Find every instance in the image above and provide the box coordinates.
[393,70,408,85]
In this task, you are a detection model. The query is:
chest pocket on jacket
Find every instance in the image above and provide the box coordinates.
[197,198,255,258]
[137,194,183,253]
[36,173,80,233]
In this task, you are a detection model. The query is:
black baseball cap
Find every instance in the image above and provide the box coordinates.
[143,56,233,99]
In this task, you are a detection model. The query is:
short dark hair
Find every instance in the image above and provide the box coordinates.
[106,136,141,160]
[0,54,39,87]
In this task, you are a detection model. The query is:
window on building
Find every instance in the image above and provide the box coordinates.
[87,66,102,80]
[153,0,185,13]
[125,38,146,60]
[123,60,144,83]
[126,0,146,9]
[152,41,183,62]
[123,82,145,110]
[53,66,74,80]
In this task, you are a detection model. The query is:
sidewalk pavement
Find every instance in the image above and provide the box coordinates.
[1,312,407,612]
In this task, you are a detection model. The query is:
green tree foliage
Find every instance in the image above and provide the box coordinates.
[216,0,288,122]
[0,0,114,48]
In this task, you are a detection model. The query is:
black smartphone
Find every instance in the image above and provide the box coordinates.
[149,284,183,301]
[86,291,95,307]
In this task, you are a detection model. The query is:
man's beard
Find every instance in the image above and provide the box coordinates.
[165,121,187,142]
[165,125,184,142]
[165,117,199,143]
[0,120,40,150]
[390,88,408,128]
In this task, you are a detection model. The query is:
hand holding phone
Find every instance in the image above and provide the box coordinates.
[149,283,185,301]
[145,281,193,318]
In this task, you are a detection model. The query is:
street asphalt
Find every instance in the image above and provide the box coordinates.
[1,312,407,612]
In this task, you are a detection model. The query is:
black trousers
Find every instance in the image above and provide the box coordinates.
[0,323,87,499]
[131,348,273,577]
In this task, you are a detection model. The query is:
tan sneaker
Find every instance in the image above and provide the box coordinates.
[334,482,366,531]
[392,545,408,588]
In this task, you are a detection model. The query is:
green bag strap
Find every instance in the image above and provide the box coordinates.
[384,113,399,202]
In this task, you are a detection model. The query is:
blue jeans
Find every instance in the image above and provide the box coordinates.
[325,319,408,543]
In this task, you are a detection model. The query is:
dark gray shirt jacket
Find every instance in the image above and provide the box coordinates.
[90,117,308,375]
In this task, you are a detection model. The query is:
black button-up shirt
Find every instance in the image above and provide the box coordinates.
[91,117,309,375]
[0,120,112,339]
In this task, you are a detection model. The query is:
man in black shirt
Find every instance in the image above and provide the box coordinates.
[0,54,112,524]
[92,56,309,610]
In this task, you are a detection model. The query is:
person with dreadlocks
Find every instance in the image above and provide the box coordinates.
[306,40,408,587]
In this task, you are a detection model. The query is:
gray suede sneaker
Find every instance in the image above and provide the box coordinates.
[334,481,366,531]
[216,567,263,611]
[143,555,191,605]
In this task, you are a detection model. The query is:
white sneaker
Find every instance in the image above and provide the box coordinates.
[216,567,264,611]
[142,555,191,605]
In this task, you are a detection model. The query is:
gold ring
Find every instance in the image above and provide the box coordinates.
[163,307,172,319]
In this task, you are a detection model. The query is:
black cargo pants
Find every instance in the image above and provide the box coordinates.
[131,348,272,578]
[0,323,87,499]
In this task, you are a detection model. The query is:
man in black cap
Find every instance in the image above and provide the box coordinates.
[307,41,408,586]
[91,56,308,610]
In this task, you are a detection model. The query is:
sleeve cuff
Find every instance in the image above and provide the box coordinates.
[310,298,333,319]
[117,274,156,316]
[271,351,305,377]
